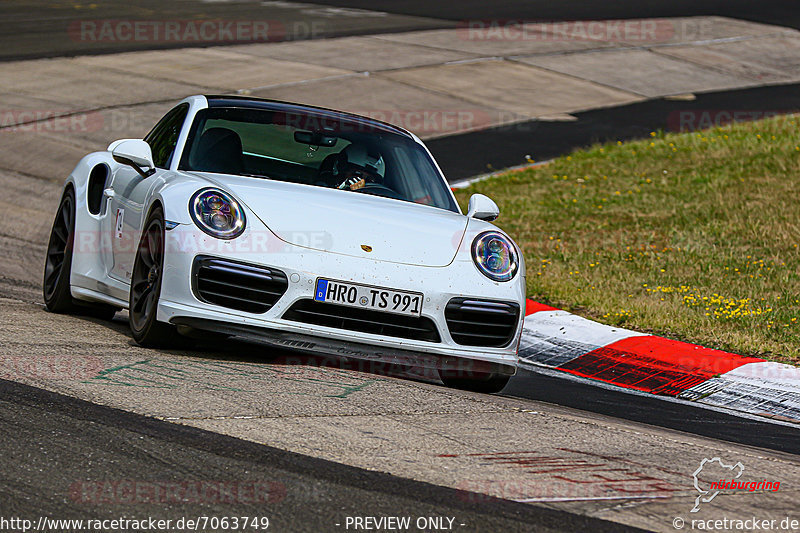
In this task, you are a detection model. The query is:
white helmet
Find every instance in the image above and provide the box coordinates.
[340,144,385,180]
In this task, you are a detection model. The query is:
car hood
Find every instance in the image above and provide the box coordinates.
[190,173,468,267]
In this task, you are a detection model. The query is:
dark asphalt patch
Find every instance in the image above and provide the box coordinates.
[432,83,800,182]
[296,0,800,30]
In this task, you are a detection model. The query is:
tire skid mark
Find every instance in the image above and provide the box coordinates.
[84,358,380,397]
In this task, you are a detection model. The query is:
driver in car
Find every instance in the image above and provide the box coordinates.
[333,144,386,191]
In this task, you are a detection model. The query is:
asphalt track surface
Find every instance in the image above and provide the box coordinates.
[2,0,798,62]
[0,377,639,533]
[0,0,449,61]
[0,322,796,531]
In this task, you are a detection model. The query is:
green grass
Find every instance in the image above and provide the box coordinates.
[455,115,800,364]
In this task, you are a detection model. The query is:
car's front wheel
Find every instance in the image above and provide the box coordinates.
[129,207,175,347]
[438,368,511,394]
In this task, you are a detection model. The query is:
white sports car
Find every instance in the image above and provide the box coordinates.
[43,95,526,392]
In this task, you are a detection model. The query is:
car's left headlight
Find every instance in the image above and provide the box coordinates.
[472,231,519,282]
[190,188,246,239]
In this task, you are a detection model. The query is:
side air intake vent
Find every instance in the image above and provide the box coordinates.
[192,256,288,313]
[445,298,520,347]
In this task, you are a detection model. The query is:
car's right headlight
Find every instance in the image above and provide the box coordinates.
[190,188,246,239]
[471,231,519,282]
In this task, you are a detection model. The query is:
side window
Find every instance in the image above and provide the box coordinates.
[144,103,189,169]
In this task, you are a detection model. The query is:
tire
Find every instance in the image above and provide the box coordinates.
[43,188,120,320]
[129,207,175,347]
[43,188,79,313]
[438,368,511,394]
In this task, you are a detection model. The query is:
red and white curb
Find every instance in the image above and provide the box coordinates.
[521,301,800,424]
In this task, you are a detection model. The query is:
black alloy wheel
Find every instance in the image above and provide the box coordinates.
[43,188,78,311]
[129,207,174,346]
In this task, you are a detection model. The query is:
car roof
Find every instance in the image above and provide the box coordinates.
[204,95,413,138]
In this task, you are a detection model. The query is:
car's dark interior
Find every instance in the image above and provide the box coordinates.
[188,125,370,188]
[178,107,459,212]
[191,128,245,175]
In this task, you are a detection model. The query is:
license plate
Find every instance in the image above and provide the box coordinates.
[314,278,423,317]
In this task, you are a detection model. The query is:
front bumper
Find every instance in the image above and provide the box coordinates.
[169,316,517,376]
[157,221,525,370]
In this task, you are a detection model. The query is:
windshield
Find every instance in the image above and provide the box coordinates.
[179,107,458,212]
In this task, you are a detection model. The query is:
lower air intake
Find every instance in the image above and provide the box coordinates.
[282,299,440,343]
[445,298,520,347]
[192,256,288,314]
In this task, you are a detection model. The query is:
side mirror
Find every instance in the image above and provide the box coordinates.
[111,139,155,177]
[467,194,500,221]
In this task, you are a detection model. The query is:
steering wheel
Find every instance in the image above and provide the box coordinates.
[356,183,404,200]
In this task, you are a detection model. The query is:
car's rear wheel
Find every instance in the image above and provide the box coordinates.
[43,189,78,312]
[129,207,175,347]
[43,188,117,320]
[438,368,511,394]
